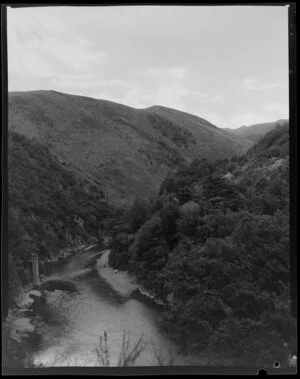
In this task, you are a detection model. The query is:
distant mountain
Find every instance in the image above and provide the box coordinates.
[247,121,289,158]
[8,90,251,204]
[224,119,288,144]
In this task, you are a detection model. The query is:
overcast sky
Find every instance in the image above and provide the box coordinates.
[7,5,289,128]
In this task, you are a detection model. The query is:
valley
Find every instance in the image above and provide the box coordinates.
[5,91,295,369]
[9,90,251,204]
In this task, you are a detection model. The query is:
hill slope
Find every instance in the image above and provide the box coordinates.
[225,119,288,144]
[108,121,294,366]
[9,90,251,204]
[8,131,117,298]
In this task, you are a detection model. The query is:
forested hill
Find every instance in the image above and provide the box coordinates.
[8,131,118,299]
[8,90,251,205]
[108,121,295,366]
[225,119,288,144]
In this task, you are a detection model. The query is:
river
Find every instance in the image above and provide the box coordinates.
[32,246,196,367]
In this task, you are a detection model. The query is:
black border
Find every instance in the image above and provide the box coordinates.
[1,2,297,376]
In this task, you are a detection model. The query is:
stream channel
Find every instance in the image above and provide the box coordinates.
[32,246,196,367]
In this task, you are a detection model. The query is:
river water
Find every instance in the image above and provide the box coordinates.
[32,247,195,367]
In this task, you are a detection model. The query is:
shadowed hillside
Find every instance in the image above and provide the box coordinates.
[8,131,117,299]
[224,119,288,144]
[108,121,295,367]
[9,90,251,204]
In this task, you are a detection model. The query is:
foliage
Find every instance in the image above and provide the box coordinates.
[96,330,146,367]
[8,131,116,298]
[148,112,196,148]
[9,91,250,209]
[109,123,295,366]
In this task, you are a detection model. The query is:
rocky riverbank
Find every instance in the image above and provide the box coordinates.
[2,287,48,368]
[95,250,164,307]
[3,244,98,369]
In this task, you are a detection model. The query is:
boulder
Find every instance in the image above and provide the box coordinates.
[10,318,35,342]
[40,279,77,293]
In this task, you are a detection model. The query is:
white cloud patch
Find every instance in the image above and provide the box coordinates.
[265,102,289,116]
[169,67,187,80]
[89,81,145,109]
[244,77,285,91]
[226,112,272,128]
[40,37,106,72]
[223,110,289,129]
[7,7,289,128]
[141,84,188,110]
[193,91,224,104]
[211,94,224,103]
[7,8,106,91]
[142,66,187,81]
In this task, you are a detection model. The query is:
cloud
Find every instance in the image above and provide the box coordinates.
[7,8,106,90]
[223,109,289,129]
[193,92,224,103]
[169,67,187,80]
[265,102,289,116]
[198,112,224,127]
[226,112,270,128]
[244,77,284,91]
[7,7,66,36]
[211,94,224,103]
[7,7,289,129]
[141,84,188,110]
[88,81,145,108]
[40,37,106,71]
[51,74,98,89]
[142,66,187,81]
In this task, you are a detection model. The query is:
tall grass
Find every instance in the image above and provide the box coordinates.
[95,330,178,367]
[21,330,179,368]
[96,330,146,367]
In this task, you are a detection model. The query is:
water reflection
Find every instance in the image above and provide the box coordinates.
[34,262,178,367]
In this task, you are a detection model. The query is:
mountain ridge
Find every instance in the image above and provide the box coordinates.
[223,119,288,143]
[8,90,251,204]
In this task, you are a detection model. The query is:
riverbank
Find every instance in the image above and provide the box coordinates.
[95,250,139,298]
[5,245,225,368]
[95,250,164,307]
[29,256,183,367]
[3,244,100,369]
[2,286,48,368]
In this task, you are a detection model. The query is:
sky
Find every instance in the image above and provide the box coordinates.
[7,5,289,129]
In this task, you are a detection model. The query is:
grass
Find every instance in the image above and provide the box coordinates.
[9,90,250,205]
[96,330,147,367]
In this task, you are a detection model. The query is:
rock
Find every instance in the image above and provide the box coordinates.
[10,318,35,342]
[41,279,77,293]
[289,356,297,368]
[29,290,42,298]
[167,292,174,303]
[18,293,35,308]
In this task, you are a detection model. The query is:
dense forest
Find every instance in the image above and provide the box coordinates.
[108,123,296,366]
[7,122,295,366]
[8,131,117,300]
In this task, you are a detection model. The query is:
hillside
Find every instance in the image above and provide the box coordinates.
[8,131,117,299]
[108,121,295,367]
[225,119,288,144]
[247,122,289,158]
[9,90,251,205]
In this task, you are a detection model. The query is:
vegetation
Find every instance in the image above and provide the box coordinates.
[8,131,117,300]
[6,91,294,368]
[109,122,296,367]
[148,113,196,148]
[9,90,250,205]
[96,331,146,367]
[230,119,288,143]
